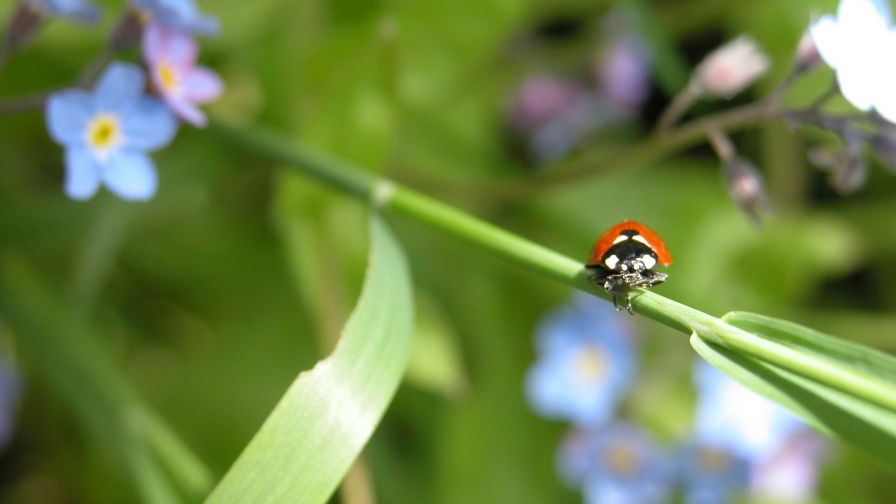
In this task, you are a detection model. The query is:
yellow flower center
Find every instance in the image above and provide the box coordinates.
[574,345,607,384]
[158,61,179,91]
[603,445,640,475]
[697,448,732,473]
[87,114,121,151]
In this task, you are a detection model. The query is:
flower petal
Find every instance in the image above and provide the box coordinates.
[183,67,223,103]
[143,23,198,67]
[63,147,101,200]
[837,58,876,111]
[838,0,891,29]
[809,15,842,68]
[143,22,166,64]
[122,97,178,151]
[46,90,94,146]
[45,0,102,22]
[101,150,158,201]
[873,33,896,123]
[94,63,146,111]
[184,14,220,37]
[166,96,207,127]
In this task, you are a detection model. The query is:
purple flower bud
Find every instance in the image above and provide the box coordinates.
[722,157,770,225]
[809,138,868,194]
[507,74,585,137]
[507,75,618,163]
[870,132,896,172]
[0,356,23,452]
[596,36,651,113]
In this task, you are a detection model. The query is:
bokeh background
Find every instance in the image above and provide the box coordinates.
[1,0,895,502]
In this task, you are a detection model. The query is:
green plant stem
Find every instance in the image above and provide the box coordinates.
[393,100,779,200]
[213,120,896,413]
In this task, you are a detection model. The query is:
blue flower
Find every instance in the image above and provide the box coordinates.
[692,360,804,461]
[132,0,219,36]
[525,293,636,426]
[46,62,178,201]
[678,442,751,504]
[557,423,671,504]
[0,355,23,452]
[30,0,100,22]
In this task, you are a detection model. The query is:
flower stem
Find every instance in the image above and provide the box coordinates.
[391,100,779,201]
[212,120,896,412]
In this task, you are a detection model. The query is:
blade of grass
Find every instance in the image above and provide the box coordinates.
[207,215,414,503]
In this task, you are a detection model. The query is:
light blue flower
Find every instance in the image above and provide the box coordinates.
[692,360,804,461]
[525,293,635,426]
[0,355,23,451]
[46,62,177,201]
[678,442,751,504]
[29,0,100,22]
[558,423,672,504]
[132,0,219,36]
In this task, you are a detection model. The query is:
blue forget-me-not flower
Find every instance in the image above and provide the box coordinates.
[132,0,219,36]
[557,423,672,504]
[678,441,751,504]
[46,62,178,201]
[525,293,636,426]
[29,0,101,22]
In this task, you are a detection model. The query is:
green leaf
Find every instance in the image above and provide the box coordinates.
[691,312,896,469]
[207,215,414,503]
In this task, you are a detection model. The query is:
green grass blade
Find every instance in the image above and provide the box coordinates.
[691,334,896,470]
[206,214,414,504]
[724,311,896,383]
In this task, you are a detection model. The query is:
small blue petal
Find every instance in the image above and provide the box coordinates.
[102,150,158,201]
[0,355,23,451]
[678,442,751,504]
[122,97,178,151]
[42,0,101,22]
[64,147,102,200]
[94,63,146,111]
[525,294,636,426]
[569,424,672,504]
[134,0,220,36]
[46,90,93,147]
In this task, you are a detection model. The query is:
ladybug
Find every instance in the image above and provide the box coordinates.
[585,220,672,313]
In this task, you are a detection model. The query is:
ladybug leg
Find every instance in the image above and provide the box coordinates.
[602,275,634,315]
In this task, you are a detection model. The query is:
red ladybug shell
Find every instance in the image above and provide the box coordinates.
[586,220,672,267]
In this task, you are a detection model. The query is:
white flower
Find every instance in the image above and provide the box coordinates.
[811,0,896,122]
[693,36,770,98]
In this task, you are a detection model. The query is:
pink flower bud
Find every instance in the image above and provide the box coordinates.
[693,36,770,98]
[722,157,769,224]
[794,30,821,73]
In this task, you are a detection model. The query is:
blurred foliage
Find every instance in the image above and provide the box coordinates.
[1,0,895,503]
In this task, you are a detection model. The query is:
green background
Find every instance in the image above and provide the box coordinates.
[1,0,894,502]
